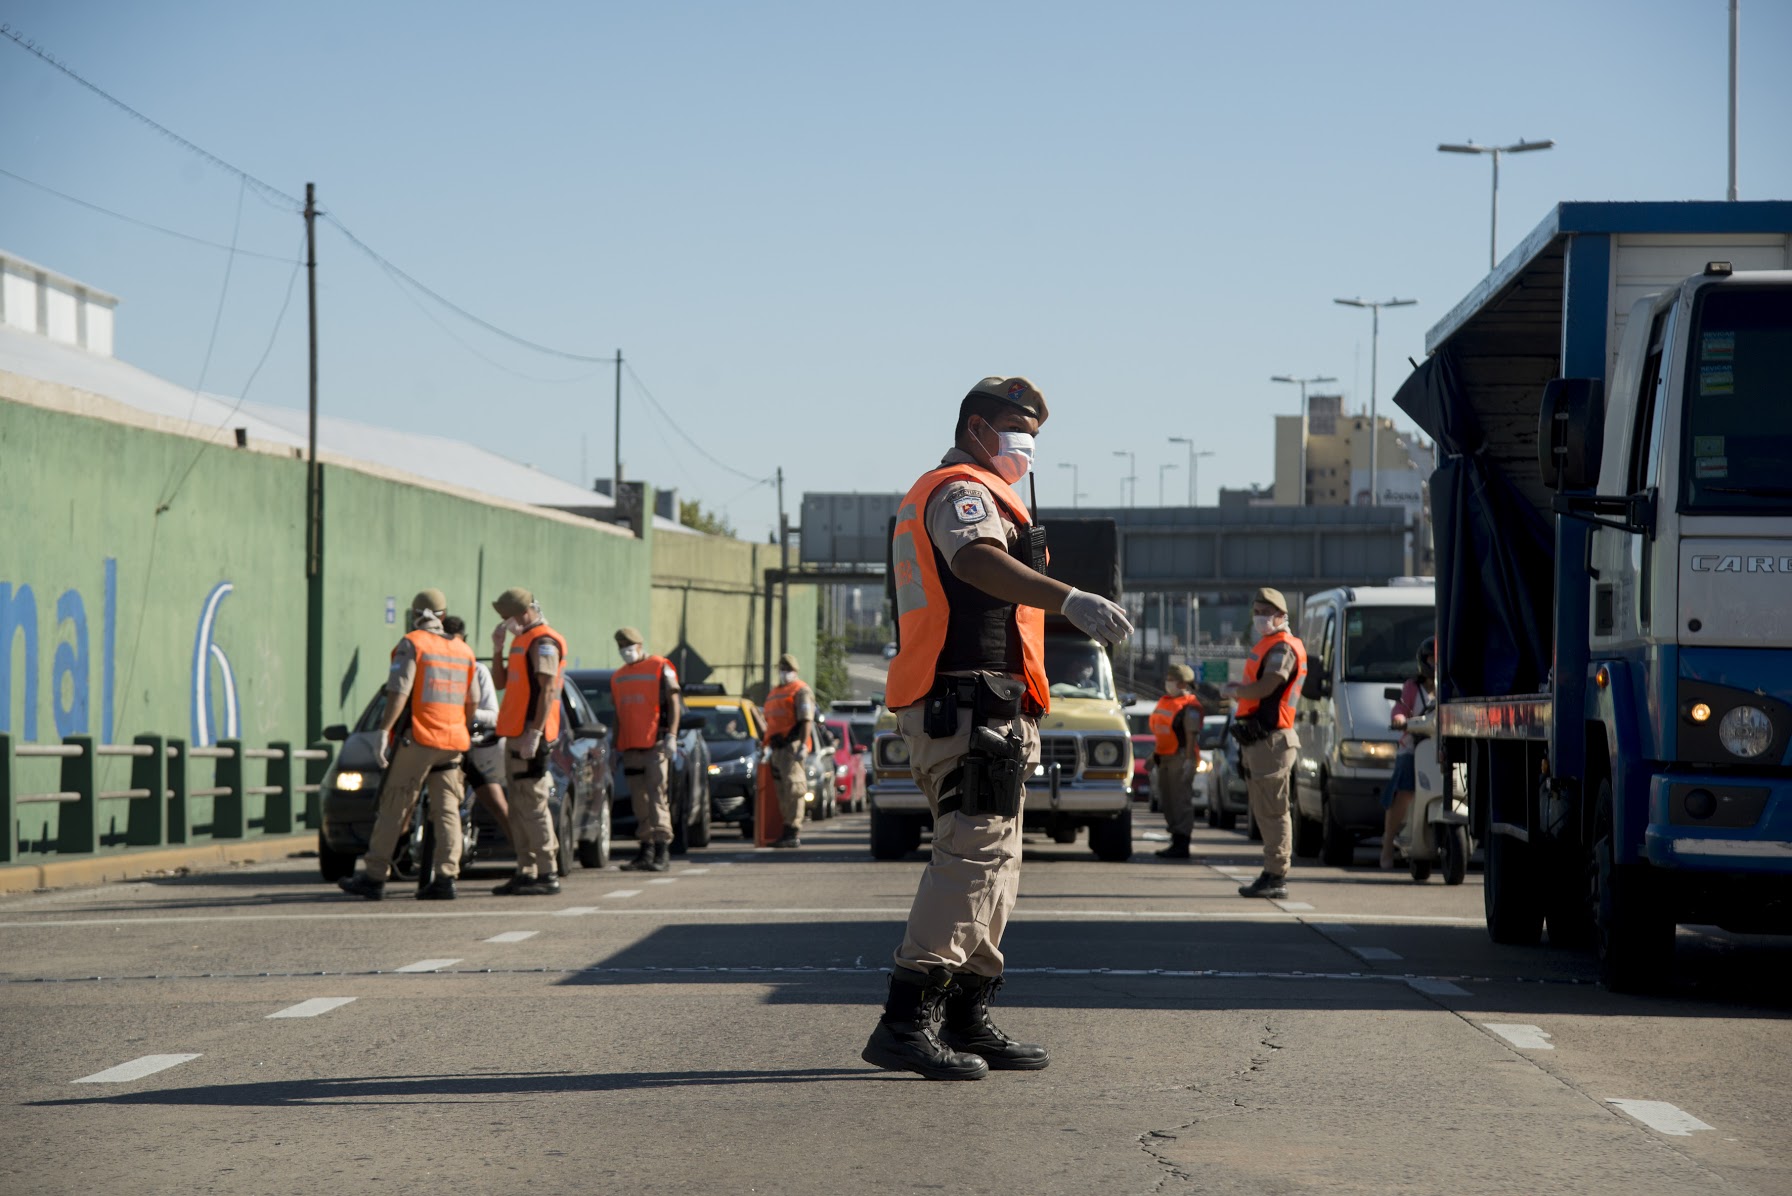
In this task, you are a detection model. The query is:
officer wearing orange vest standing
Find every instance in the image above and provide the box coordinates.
[610,626,682,872]
[1224,586,1308,899]
[1150,662,1205,860]
[862,376,1134,1082]
[489,587,569,896]
[339,590,478,901]
[762,652,815,849]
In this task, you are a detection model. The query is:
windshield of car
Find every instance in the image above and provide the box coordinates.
[1126,711,1152,735]
[354,691,389,733]
[1681,286,1792,512]
[1045,637,1116,700]
[696,705,754,741]
[571,675,616,728]
[563,683,599,733]
[1341,606,1433,683]
[846,721,876,749]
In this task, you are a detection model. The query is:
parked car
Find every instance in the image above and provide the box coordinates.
[316,682,613,882]
[566,668,713,854]
[684,688,764,837]
[824,715,868,814]
[1123,701,1156,805]
[1200,714,1246,832]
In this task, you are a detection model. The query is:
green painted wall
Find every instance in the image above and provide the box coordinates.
[651,532,816,698]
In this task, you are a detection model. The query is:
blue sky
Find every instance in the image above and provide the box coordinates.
[3,0,1788,537]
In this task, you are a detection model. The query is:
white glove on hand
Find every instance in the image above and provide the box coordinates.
[515,728,544,758]
[372,733,390,769]
[1062,587,1135,647]
[490,623,508,651]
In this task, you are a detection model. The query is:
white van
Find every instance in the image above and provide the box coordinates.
[1293,580,1435,866]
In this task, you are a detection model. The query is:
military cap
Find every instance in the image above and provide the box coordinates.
[492,587,535,618]
[412,589,447,614]
[1253,586,1289,615]
[615,626,645,646]
[1166,663,1195,684]
[966,376,1049,426]
[778,653,800,672]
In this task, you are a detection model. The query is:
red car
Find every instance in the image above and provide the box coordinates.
[1125,705,1155,804]
[823,715,867,814]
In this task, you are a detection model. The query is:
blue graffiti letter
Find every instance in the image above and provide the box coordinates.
[0,583,39,740]
[53,589,90,738]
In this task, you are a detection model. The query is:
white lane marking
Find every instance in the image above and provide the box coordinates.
[603,890,642,899]
[552,906,599,916]
[484,931,539,943]
[1274,900,1315,911]
[1312,922,1357,935]
[74,1054,201,1083]
[680,868,710,875]
[1349,946,1402,961]
[1607,1100,1715,1137]
[1483,1023,1554,1050]
[268,997,356,1019]
[1408,978,1469,997]
[646,878,678,885]
[393,958,461,973]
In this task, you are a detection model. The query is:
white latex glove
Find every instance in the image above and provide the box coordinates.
[515,728,544,758]
[490,623,508,651]
[372,733,390,769]
[1061,587,1135,647]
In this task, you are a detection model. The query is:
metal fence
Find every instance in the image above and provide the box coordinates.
[0,734,335,865]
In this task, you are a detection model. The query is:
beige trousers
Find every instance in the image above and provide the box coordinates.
[1156,753,1197,837]
[364,742,464,882]
[893,700,1041,980]
[1243,729,1300,878]
[505,747,559,878]
[622,744,674,845]
[769,744,808,830]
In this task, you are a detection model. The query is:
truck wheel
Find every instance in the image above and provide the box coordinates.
[576,794,612,869]
[1592,781,1675,993]
[870,807,917,860]
[1440,824,1469,886]
[1089,807,1133,862]
[1483,825,1544,945]
[1319,792,1354,867]
[317,830,356,882]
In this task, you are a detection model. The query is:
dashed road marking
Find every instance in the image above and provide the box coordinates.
[680,868,710,875]
[1607,1100,1715,1137]
[1274,900,1315,911]
[1408,977,1469,997]
[268,997,356,1019]
[552,906,599,916]
[74,1054,201,1083]
[485,931,538,943]
[603,890,642,899]
[394,958,461,973]
[1349,946,1402,962]
[1483,1023,1554,1050]
[646,878,678,885]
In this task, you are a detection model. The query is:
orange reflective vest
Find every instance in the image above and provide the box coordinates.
[762,680,812,750]
[496,622,568,741]
[1150,693,1203,756]
[1235,629,1308,732]
[399,630,476,752]
[885,462,1050,714]
[611,655,677,751]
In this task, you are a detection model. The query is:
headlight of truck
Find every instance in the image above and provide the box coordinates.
[1196,758,1212,774]
[1718,705,1773,759]
[1089,739,1123,767]
[334,771,366,791]
[1338,740,1397,768]
[878,737,910,767]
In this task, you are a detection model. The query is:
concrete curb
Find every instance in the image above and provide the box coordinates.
[0,835,315,895]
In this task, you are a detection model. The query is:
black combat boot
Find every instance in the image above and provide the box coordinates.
[621,841,655,871]
[861,967,989,1081]
[337,873,385,901]
[1237,871,1289,899]
[940,974,1050,1070]
[515,872,561,896]
[492,872,527,896]
[1155,833,1192,860]
[416,876,456,901]
[647,842,671,872]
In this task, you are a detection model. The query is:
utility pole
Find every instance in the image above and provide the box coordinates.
[777,466,789,659]
[613,349,623,490]
[1334,298,1416,506]
[303,182,321,742]
[1729,0,1740,201]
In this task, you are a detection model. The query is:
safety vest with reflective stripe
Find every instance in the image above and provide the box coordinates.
[497,622,568,741]
[1235,629,1307,733]
[1150,693,1203,756]
[399,630,476,752]
[611,655,677,751]
[885,463,1050,714]
[762,680,812,750]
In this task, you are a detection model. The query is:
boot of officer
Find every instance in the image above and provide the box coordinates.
[610,626,681,873]
[863,376,1134,1080]
[1152,664,1202,860]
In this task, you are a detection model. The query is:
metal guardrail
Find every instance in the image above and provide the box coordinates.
[0,734,335,864]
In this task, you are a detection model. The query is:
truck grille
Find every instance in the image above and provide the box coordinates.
[1037,736,1079,775]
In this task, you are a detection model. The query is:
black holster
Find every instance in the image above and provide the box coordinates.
[935,672,1028,818]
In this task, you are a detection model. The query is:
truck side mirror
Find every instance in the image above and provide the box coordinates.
[1301,672,1326,701]
[1538,377,1606,491]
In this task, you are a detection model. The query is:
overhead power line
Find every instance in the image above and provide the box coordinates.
[625,362,773,485]
[0,167,299,263]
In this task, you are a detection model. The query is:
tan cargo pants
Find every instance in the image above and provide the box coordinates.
[622,743,674,844]
[1243,729,1300,878]
[769,743,808,830]
[893,700,1041,980]
[505,746,559,878]
[364,742,464,882]
[1156,753,1197,837]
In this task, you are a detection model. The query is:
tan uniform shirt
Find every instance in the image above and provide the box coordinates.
[386,612,447,702]
[924,449,1018,567]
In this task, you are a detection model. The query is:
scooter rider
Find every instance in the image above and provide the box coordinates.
[1380,637,1437,870]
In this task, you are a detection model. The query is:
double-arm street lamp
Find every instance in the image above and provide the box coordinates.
[1057,461,1080,509]
[1166,436,1214,506]
[1270,374,1336,506]
[1437,138,1555,269]
[1333,298,1416,505]
[1112,450,1137,507]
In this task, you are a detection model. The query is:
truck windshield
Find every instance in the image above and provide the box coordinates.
[1045,638,1117,700]
[1342,606,1433,683]
[1682,286,1792,511]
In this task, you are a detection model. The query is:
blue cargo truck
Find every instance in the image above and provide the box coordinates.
[1394,201,1792,991]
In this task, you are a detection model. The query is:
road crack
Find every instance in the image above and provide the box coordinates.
[1136,1022,1282,1191]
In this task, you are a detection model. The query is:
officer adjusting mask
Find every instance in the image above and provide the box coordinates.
[1252,613,1285,640]
[620,644,645,664]
[972,419,1035,484]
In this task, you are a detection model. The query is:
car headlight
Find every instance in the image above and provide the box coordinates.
[334,771,366,792]
[1338,740,1398,767]
[1089,739,1123,767]
[1196,758,1212,774]
[879,737,911,767]
[707,763,722,776]
[1718,705,1773,759]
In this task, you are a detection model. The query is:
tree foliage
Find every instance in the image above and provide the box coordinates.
[679,499,735,537]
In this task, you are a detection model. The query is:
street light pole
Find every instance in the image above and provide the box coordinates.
[1334,298,1416,506]
[1437,139,1555,269]
[1167,436,1193,505]
[1112,450,1136,507]
[1271,374,1336,505]
[1057,461,1079,509]
[1729,0,1740,201]
[1158,462,1178,507]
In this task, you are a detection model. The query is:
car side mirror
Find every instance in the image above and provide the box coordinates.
[1538,377,1605,491]
[575,723,609,740]
[1121,692,1137,706]
[852,743,869,754]
[678,712,706,732]
[1383,686,1403,702]
[1301,672,1327,701]
[322,724,350,742]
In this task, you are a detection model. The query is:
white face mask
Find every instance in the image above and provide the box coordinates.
[1252,614,1283,640]
[778,669,796,685]
[620,644,645,664]
[989,431,1035,484]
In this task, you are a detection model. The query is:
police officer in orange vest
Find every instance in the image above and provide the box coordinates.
[1224,587,1308,899]
[1150,663,1205,860]
[762,652,815,848]
[863,376,1134,1082]
[489,587,569,896]
[339,590,478,901]
[610,626,682,872]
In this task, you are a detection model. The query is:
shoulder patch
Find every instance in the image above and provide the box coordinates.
[955,496,987,523]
